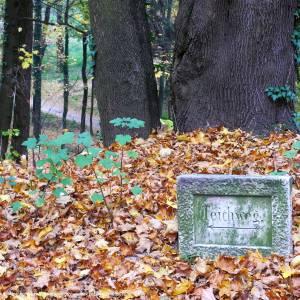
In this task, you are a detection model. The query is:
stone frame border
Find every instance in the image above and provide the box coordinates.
[177,174,293,259]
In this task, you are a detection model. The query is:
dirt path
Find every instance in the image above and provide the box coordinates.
[40,80,100,130]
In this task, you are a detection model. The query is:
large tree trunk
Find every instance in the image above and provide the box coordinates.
[89,0,160,145]
[172,0,297,134]
[0,0,33,157]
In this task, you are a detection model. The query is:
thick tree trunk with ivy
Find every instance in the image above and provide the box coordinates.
[172,0,298,134]
[0,0,33,157]
[89,0,160,145]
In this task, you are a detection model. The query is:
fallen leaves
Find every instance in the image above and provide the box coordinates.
[0,128,299,298]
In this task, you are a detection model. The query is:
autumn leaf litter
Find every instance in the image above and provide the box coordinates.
[0,128,300,299]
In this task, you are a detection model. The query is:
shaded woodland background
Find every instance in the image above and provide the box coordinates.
[0,0,299,155]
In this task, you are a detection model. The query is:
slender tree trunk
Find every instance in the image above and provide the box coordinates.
[32,0,42,139]
[0,0,33,157]
[56,3,64,73]
[172,0,298,134]
[90,78,95,135]
[62,0,69,129]
[89,0,160,145]
[80,34,88,132]
[32,1,50,139]
[159,75,165,117]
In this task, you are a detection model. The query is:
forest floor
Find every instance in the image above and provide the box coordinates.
[0,128,300,299]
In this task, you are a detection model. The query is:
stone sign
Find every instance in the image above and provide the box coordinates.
[177,174,292,259]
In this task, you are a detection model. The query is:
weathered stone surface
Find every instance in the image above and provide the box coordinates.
[177,174,293,259]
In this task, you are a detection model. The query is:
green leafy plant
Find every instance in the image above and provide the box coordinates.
[265,86,296,103]
[0,129,21,160]
[21,118,144,225]
[268,140,300,176]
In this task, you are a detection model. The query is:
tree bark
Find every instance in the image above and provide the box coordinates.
[56,3,64,73]
[0,0,33,157]
[89,0,160,145]
[80,34,88,133]
[62,0,69,129]
[90,78,95,136]
[33,1,51,139]
[172,0,298,134]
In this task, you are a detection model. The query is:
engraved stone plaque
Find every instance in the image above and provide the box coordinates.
[177,175,292,259]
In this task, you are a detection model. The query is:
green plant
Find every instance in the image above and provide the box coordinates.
[269,140,300,176]
[265,86,296,103]
[1,129,21,160]
[160,119,174,131]
[19,118,144,224]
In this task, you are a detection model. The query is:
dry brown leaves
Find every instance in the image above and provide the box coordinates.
[0,127,300,299]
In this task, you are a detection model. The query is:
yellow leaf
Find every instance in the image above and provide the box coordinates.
[291,256,300,268]
[73,201,88,212]
[191,132,211,145]
[54,256,68,268]
[154,267,172,279]
[172,279,194,296]
[95,238,109,250]
[143,264,154,275]
[36,292,49,299]
[220,127,229,135]
[22,61,30,69]
[280,265,294,278]
[0,195,10,202]
[99,288,112,299]
[129,207,140,217]
[177,134,190,142]
[38,226,53,239]
[155,71,162,78]
[0,266,8,276]
[166,199,177,209]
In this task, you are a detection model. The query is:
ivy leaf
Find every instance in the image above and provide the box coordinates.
[35,197,45,208]
[88,147,102,158]
[269,171,288,176]
[110,118,123,127]
[112,169,121,176]
[22,138,37,149]
[293,141,300,150]
[11,201,23,213]
[127,150,138,159]
[75,154,93,168]
[53,187,67,198]
[78,132,93,147]
[105,151,119,158]
[36,159,51,167]
[51,132,74,146]
[131,185,143,195]
[128,118,145,129]
[99,158,114,170]
[91,193,104,203]
[284,149,298,159]
[115,134,132,146]
[61,177,72,186]
[38,134,48,145]
[0,177,5,184]
[44,149,69,164]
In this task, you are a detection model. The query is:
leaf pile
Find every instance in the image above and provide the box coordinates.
[1,127,300,299]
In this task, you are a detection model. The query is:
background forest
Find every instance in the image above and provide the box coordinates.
[0,0,178,158]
